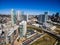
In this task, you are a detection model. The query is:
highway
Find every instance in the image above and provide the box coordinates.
[27,25,60,41]
[22,33,43,45]
[42,27,60,41]
[47,21,60,26]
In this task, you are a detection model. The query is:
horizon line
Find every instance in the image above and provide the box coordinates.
[0,9,60,15]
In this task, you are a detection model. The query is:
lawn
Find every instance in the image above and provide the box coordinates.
[27,25,58,45]
[54,26,60,35]
[31,34,56,45]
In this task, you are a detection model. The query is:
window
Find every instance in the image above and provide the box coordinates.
[8,36,11,43]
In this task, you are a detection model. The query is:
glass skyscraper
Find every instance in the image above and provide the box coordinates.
[38,12,48,24]
[11,9,16,26]
[19,21,27,38]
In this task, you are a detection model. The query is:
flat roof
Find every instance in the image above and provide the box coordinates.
[0,30,2,35]
[8,29,14,36]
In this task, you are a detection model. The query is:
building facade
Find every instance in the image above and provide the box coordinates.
[0,30,6,45]
[38,12,48,24]
[11,9,16,26]
[18,21,27,38]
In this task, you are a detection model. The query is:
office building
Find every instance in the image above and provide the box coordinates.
[17,11,21,21]
[18,21,27,38]
[44,12,48,23]
[11,9,16,26]
[17,11,24,21]
[27,14,28,22]
[38,12,48,24]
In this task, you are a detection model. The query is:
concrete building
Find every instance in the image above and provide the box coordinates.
[38,12,48,24]
[6,25,19,45]
[17,11,22,21]
[17,11,20,21]
[17,11,25,22]
[11,9,16,26]
[0,30,6,45]
[27,14,28,22]
[0,22,19,45]
[43,22,56,31]
[19,21,27,38]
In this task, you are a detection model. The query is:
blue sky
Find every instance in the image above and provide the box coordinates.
[0,0,60,15]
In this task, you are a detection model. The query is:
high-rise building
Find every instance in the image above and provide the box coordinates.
[27,14,28,22]
[17,11,20,21]
[38,12,48,24]
[17,11,24,21]
[17,11,21,21]
[18,21,27,38]
[44,12,48,23]
[11,9,16,26]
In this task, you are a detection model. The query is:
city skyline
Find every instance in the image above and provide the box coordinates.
[0,0,60,15]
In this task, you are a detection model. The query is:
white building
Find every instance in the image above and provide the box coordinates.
[11,9,16,26]
[32,24,40,27]
[17,11,24,21]
[6,25,19,44]
[27,14,28,22]
[17,11,21,21]
[19,21,27,38]
[43,23,56,30]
